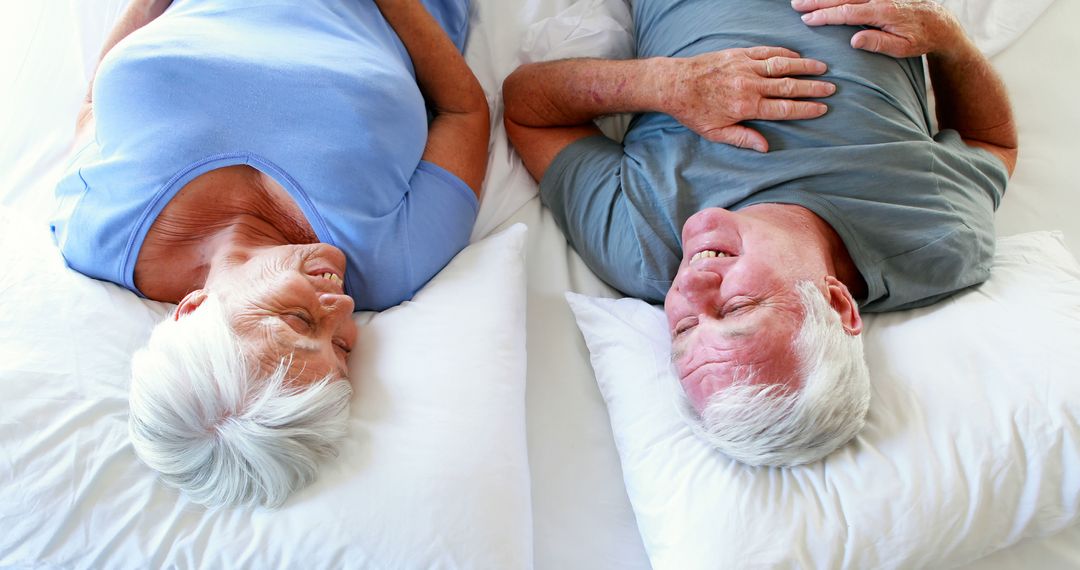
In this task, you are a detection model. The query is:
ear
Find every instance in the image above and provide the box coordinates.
[824,276,862,336]
[175,289,208,321]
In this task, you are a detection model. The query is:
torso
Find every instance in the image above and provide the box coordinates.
[51,0,479,311]
[619,0,1006,311]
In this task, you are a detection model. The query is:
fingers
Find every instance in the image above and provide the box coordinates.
[755,56,828,77]
[790,0,870,13]
[851,29,907,57]
[760,77,836,99]
[707,125,770,153]
[799,2,884,27]
[756,99,829,121]
[745,46,801,61]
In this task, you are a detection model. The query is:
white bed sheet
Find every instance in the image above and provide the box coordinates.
[3,0,1079,568]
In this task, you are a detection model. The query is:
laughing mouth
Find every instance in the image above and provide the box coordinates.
[691,250,731,262]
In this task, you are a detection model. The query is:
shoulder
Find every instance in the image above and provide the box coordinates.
[867,221,995,312]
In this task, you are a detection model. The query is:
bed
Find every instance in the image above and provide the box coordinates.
[2,0,1078,568]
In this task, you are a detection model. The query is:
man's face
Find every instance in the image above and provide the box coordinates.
[664,207,812,412]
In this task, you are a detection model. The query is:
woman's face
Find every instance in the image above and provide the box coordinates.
[202,242,358,384]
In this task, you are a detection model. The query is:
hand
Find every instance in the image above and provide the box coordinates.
[662,47,835,152]
[792,0,966,59]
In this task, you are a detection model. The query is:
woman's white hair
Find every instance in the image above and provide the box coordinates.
[680,280,870,467]
[128,294,352,508]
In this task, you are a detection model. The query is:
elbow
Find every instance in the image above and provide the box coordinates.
[993,119,1019,177]
[996,125,1019,178]
[501,63,537,124]
[454,77,490,119]
[1001,146,1018,178]
[466,80,491,119]
[960,123,1018,178]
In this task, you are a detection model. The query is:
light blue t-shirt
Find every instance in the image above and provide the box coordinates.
[540,0,1008,312]
[51,0,476,311]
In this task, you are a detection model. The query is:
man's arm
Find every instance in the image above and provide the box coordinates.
[78,0,173,133]
[374,0,489,196]
[503,48,837,182]
[794,0,1018,175]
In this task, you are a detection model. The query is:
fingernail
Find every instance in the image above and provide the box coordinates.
[801,13,813,22]
[826,83,836,94]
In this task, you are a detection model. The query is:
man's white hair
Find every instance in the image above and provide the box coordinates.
[680,280,870,467]
[128,294,352,508]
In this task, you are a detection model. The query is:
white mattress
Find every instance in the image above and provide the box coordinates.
[2,0,1079,567]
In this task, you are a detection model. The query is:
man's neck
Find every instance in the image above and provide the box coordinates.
[745,203,868,299]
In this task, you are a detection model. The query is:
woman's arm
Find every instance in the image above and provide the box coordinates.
[78,0,173,133]
[794,0,1018,175]
[374,0,489,197]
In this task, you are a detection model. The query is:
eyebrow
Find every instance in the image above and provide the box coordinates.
[261,316,317,351]
[724,326,754,339]
[291,338,321,352]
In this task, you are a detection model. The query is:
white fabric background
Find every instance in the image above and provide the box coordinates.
[2,0,1079,567]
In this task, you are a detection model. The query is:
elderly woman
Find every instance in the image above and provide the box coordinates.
[50,0,488,507]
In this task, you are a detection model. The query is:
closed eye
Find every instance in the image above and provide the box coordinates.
[281,311,314,333]
[332,337,352,355]
[674,316,699,337]
[721,298,756,317]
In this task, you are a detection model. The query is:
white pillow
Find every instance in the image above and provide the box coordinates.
[566,231,1080,569]
[936,0,1056,57]
[0,210,532,569]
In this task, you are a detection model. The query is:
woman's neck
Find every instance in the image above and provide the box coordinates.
[134,166,317,303]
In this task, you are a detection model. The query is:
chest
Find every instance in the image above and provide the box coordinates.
[92,6,430,174]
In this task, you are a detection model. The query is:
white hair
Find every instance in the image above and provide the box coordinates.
[680,280,871,467]
[128,294,352,508]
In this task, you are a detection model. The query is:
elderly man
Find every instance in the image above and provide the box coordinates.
[503,0,1016,466]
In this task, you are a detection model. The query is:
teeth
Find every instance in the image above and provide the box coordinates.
[320,272,341,283]
[691,250,728,262]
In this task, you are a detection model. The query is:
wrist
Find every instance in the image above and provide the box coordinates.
[646,57,679,115]
[927,12,973,61]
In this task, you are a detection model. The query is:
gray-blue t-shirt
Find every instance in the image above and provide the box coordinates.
[539,0,1008,313]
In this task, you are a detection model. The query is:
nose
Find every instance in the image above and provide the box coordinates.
[319,292,355,319]
[674,265,722,307]
[320,292,358,344]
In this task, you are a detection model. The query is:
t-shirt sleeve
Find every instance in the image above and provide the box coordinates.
[404,160,479,294]
[539,135,665,302]
[932,128,1010,209]
[856,130,1007,313]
